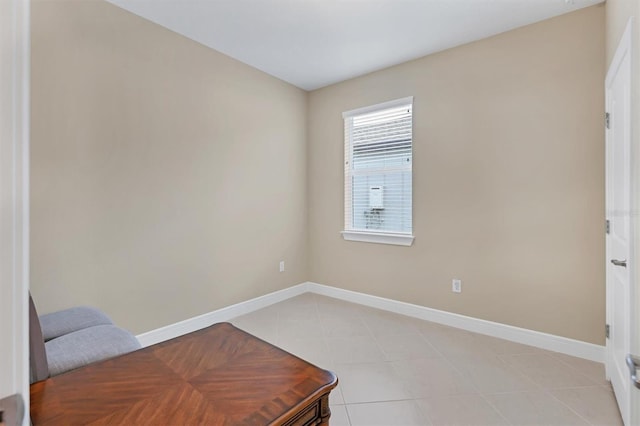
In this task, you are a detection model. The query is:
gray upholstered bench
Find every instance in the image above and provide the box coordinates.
[29,295,141,382]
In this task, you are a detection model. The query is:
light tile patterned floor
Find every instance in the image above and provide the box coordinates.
[230,294,622,426]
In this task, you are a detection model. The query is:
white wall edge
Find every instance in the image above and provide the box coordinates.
[0,0,30,423]
[341,230,414,246]
[136,283,310,347]
[307,282,605,363]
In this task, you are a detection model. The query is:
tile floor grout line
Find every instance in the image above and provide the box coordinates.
[401,316,512,425]
[476,393,515,426]
[313,296,352,416]
[342,398,420,406]
[316,296,376,407]
[421,326,486,396]
[359,310,395,364]
[386,324,476,407]
[342,404,353,426]
[547,352,608,386]
[543,384,615,391]
[544,387,599,426]
[313,297,335,364]
[495,351,598,393]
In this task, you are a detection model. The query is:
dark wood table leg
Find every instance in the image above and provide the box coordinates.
[318,393,331,425]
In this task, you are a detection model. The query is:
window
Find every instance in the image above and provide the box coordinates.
[342,97,414,246]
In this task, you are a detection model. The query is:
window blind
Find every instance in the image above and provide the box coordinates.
[343,97,413,235]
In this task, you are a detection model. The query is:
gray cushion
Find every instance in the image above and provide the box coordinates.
[45,325,141,376]
[40,306,113,342]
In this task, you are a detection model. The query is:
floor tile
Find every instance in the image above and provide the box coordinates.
[275,337,334,370]
[326,336,386,364]
[416,394,509,425]
[420,325,494,358]
[356,305,393,319]
[277,317,322,341]
[230,311,276,328]
[392,357,478,398]
[230,295,622,426]
[361,311,422,337]
[550,385,623,426]
[347,400,430,426]
[230,316,278,344]
[447,352,539,394]
[335,362,412,404]
[374,332,441,361]
[316,297,365,319]
[330,384,345,406]
[486,390,589,425]
[329,404,351,426]
[549,352,609,386]
[274,297,319,321]
[242,303,283,320]
[500,353,599,389]
[478,335,543,356]
[413,318,454,334]
[321,315,372,339]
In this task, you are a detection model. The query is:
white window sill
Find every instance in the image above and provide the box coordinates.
[341,230,415,246]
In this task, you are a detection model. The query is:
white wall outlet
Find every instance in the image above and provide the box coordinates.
[452,279,462,293]
[279,261,285,272]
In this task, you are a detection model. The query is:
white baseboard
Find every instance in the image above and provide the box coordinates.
[136,283,308,347]
[137,280,604,363]
[306,282,605,363]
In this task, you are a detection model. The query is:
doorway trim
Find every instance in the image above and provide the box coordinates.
[605,16,636,426]
[0,0,30,423]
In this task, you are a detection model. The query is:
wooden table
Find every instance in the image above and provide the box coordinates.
[30,322,338,425]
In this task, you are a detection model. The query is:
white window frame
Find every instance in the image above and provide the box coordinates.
[341,96,415,246]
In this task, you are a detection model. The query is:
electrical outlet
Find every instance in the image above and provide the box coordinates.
[279,261,285,272]
[452,279,462,293]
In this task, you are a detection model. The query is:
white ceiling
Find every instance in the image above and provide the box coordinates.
[106,0,603,91]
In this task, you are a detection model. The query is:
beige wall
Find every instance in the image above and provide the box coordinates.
[31,1,608,344]
[30,0,308,334]
[606,0,639,66]
[308,5,606,344]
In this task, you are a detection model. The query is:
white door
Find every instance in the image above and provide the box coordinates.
[606,18,634,426]
[0,0,30,424]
